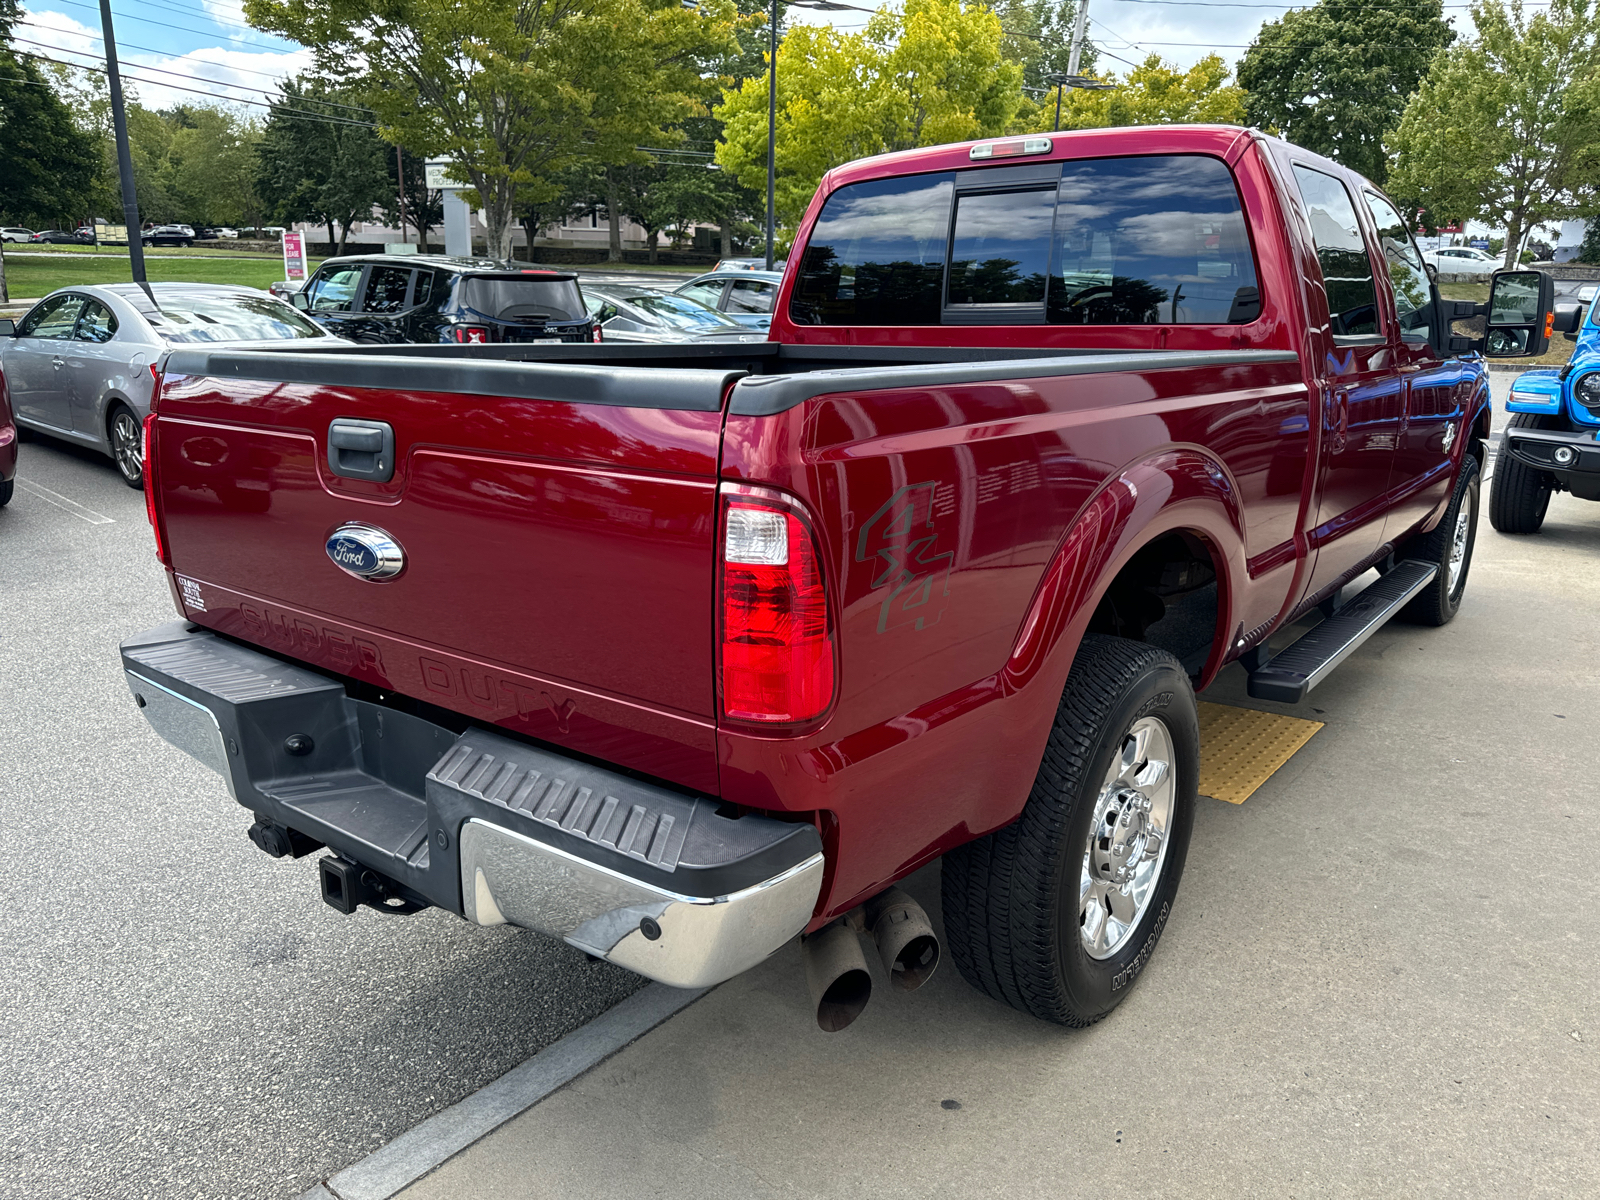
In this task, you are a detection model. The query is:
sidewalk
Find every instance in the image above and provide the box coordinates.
[395,491,1600,1199]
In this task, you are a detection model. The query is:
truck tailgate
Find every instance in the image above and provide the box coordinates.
[151,350,743,793]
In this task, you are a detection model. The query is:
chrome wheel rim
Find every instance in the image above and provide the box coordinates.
[111,411,142,482]
[1447,504,1471,594]
[1079,717,1175,960]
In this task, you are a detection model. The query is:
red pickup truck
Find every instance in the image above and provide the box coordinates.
[121,126,1550,1032]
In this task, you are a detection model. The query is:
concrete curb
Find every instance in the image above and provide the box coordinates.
[296,982,706,1200]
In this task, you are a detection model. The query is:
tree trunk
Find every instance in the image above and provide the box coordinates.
[481,179,516,261]
[1503,215,1522,270]
[325,220,337,255]
[647,230,659,265]
[606,169,623,262]
[0,240,8,304]
[720,217,732,260]
[336,219,351,256]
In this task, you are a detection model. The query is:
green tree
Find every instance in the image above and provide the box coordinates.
[716,0,1023,229]
[995,0,1095,95]
[1045,53,1247,132]
[245,0,739,259]
[0,52,98,227]
[256,80,391,252]
[1237,0,1454,184]
[1388,0,1600,268]
[383,149,443,252]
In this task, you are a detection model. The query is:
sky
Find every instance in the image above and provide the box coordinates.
[8,0,1541,116]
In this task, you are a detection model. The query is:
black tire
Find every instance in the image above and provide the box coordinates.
[1398,452,1480,626]
[1488,412,1558,535]
[0,478,12,506]
[942,635,1198,1027]
[106,403,144,489]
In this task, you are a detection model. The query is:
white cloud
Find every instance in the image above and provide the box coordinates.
[17,5,311,113]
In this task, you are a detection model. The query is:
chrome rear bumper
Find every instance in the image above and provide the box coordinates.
[120,620,825,989]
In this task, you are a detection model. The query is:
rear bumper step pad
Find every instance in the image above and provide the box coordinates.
[120,621,823,988]
[1247,560,1438,704]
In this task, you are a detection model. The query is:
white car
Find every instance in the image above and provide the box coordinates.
[1,227,34,243]
[1423,246,1498,275]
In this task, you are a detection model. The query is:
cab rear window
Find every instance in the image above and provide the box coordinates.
[460,277,585,323]
[790,154,1261,327]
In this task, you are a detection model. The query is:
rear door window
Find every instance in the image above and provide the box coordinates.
[1049,156,1260,325]
[74,300,118,343]
[363,266,414,313]
[459,276,585,322]
[679,280,727,309]
[1363,193,1433,344]
[1292,165,1380,339]
[948,187,1056,309]
[790,172,954,325]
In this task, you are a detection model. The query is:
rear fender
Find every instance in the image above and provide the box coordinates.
[1003,448,1246,704]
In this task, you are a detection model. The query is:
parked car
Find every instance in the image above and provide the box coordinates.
[2,227,36,244]
[0,351,15,507]
[30,229,95,245]
[584,284,769,344]
[712,257,787,272]
[1423,245,1498,275]
[142,225,195,247]
[124,125,1547,1036]
[1491,282,1598,532]
[0,284,348,488]
[673,268,783,329]
[288,254,595,344]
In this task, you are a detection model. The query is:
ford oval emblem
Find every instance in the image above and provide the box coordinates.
[325,523,405,581]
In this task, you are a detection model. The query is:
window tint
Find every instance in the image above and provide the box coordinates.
[791,172,954,325]
[74,300,118,344]
[20,294,85,339]
[459,277,584,322]
[726,278,775,314]
[413,271,436,308]
[309,266,362,313]
[626,292,740,328]
[1292,165,1379,338]
[1049,156,1260,325]
[1364,193,1433,343]
[678,280,726,309]
[949,188,1055,305]
[364,266,413,313]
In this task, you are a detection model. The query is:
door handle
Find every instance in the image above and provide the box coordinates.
[327,417,395,482]
[51,356,64,369]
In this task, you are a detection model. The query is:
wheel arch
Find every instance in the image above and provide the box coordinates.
[1003,448,1247,706]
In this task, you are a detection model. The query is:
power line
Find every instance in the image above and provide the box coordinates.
[39,0,294,52]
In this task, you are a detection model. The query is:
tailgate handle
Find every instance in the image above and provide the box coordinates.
[328,418,395,482]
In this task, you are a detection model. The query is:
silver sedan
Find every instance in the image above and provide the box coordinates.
[0,283,347,488]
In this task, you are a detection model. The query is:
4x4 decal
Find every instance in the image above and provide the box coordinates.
[855,482,954,634]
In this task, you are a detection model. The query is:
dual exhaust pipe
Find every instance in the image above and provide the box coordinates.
[801,887,940,1032]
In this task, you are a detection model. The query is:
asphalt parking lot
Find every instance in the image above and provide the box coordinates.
[0,437,647,1199]
[2,370,1593,1198]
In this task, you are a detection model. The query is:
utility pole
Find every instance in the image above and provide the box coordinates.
[99,0,150,298]
[1067,0,1091,76]
[396,146,409,246]
[766,0,778,270]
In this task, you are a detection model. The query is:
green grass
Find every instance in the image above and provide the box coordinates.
[1,253,323,300]
[9,242,285,259]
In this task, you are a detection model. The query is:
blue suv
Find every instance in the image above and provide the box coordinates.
[1492,289,1600,532]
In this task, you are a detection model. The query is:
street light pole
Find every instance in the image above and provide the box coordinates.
[766,0,778,270]
[99,0,149,295]
[1067,0,1091,76]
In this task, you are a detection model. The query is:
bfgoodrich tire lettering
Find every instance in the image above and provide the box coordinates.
[941,635,1198,1026]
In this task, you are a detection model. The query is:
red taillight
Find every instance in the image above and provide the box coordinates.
[452,325,489,344]
[719,498,835,724]
[592,324,603,343]
[143,412,169,566]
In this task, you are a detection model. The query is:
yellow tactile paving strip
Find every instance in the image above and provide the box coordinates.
[1197,702,1324,805]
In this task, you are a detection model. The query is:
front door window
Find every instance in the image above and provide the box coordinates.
[308,267,362,313]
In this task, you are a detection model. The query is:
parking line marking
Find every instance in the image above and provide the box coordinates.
[15,478,115,524]
[299,981,706,1200]
[1198,702,1323,805]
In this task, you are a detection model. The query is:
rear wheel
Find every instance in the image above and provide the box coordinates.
[1398,453,1479,626]
[1488,412,1558,535]
[107,404,144,489]
[942,635,1198,1026]
[0,478,12,506]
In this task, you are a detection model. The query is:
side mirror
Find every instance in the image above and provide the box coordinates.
[288,291,310,312]
[0,319,13,337]
[1553,302,1583,340]
[1484,269,1556,357]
